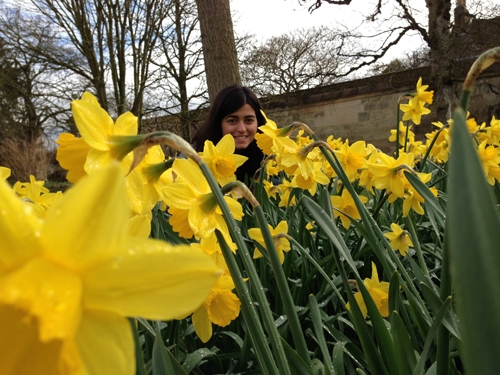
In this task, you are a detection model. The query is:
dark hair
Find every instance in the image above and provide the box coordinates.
[192,84,266,152]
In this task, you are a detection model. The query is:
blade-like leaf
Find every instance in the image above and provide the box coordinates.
[447,107,500,375]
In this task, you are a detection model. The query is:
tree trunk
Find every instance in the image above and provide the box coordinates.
[195,0,241,102]
[423,0,453,135]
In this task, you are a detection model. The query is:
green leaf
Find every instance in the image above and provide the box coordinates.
[280,337,316,375]
[446,107,500,375]
[152,325,188,375]
[390,311,417,375]
[388,271,400,314]
[182,348,218,373]
[404,171,445,225]
[412,297,451,375]
[356,272,402,375]
[419,283,460,340]
[302,195,359,277]
[309,294,334,375]
[332,342,347,375]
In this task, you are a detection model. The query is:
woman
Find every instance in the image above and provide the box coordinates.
[192,84,266,183]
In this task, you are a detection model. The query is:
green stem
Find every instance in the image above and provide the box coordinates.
[254,205,311,366]
[129,318,147,375]
[436,233,451,375]
[404,214,430,278]
[311,133,394,276]
[309,295,334,375]
[288,236,345,304]
[215,231,278,375]
[199,162,289,375]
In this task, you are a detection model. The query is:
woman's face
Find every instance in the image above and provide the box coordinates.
[221,104,258,150]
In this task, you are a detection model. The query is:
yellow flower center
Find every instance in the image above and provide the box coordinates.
[0,257,83,342]
[211,156,237,179]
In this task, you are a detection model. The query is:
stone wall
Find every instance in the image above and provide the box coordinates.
[261,64,500,153]
[145,61,500,155]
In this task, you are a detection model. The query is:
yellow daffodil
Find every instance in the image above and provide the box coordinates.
[400,96,431,125]
[414,77,433,104]
[326,135,343,151]
[384,223,414,256]
[0,166,11,181]
[263,179,280,199]
[330,190,368,230]
[201,134,248,186]
[57,93,168,218]
[486,116,500,145]
[191,275,241,343]
[335,140,369,182]
[402,187,426,217]
[368,152,415,198]
[358,150,379,194]
[280,139,318,179]
[277,178,297,208]
[0,164,220,375]
[389,122,415,145]
[248,221,291,264]
[405,140,427,158]
[346,262,389,318]
[478,140,500,185]
[55,133,91,183]
[425,122,451,163]
[163,158,243,239]
[255,111,290,155]
[70,92,139,174]
[291,161,330,195]
[13,175,63,218]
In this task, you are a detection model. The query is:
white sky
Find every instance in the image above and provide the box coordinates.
[230,0,425,65]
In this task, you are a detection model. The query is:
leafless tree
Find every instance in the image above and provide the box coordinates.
[146,0,208,141]
[239,27,350,96]
[28,0,172,123]
[0,8,81,139]
[295,0,500,124]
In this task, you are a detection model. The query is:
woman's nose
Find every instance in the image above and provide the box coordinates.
[236,121,246,132]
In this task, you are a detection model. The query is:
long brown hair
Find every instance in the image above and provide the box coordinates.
[193,84,266,152]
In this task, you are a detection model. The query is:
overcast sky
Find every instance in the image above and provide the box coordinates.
[230,0,425,64]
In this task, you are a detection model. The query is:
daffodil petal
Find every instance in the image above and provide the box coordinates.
[55,133,90,183]
[162,182,197,210]
[84,148,127,174]
[83,239,219,320]
[76,311,134,375]
[217,134,236,154]
[0,166,11,180]
[192,306,212,343]
[0,304,81,375]
[0,181,41,272]
[173,159,208,195]
[114,112,138,136]
[72,95,114,151]
[41,165,129,270]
